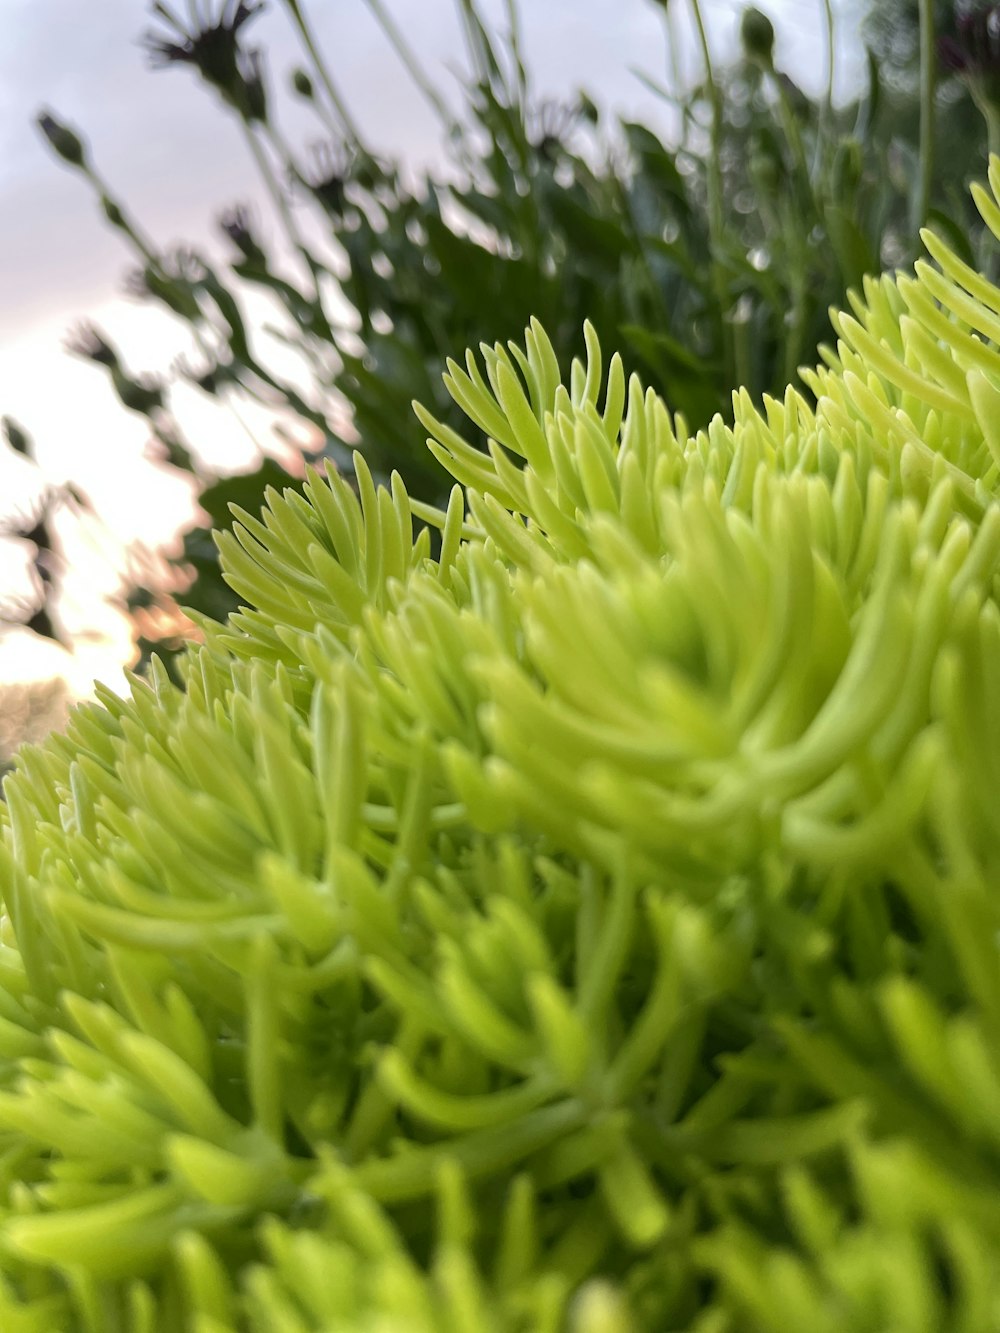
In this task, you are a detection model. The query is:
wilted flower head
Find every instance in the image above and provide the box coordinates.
[171,247,210,284]
[174,351,237,397]
[125,249,209,327]
[219,204,265,262]
[65,323,165,416]
[65,322,119,368]
[126,248,206,299]
[36,110,88,168]
[527,99,582,162]
[300,140,355,217]
[144,0,267,119]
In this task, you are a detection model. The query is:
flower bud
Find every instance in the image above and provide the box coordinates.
[291,67,314,98]
[2,416,33,458]
[36,110,88,168]
[741,6,775,69]
[101,195,127,229]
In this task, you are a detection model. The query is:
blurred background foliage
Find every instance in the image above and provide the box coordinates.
[5,0,1000,679]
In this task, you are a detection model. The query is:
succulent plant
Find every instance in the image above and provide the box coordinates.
[6,163,1000,1330]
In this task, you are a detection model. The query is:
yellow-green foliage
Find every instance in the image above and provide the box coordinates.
[6,163,1000,1331]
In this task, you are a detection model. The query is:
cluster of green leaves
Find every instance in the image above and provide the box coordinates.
[3,157,1000,1328]
[28,0,993,671]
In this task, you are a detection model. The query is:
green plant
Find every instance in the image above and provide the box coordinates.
[33,0,985,676]
[4,155,1000,1328]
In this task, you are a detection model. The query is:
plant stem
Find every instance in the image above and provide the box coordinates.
[813,0,836,182]
[243,125,322,304]
[772,74,815,219]
[85,169,160,267]
[282,0,367,147]
[973,97,1000,163]
[688,0,732,385]
[917,0,935,229]
[669,7,692,148]
[689,0,722,243]
[363,0,458,133]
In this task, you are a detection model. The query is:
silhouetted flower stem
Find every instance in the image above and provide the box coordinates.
[280,0,367,147]
[665,5,690,147]
[92,185,161,264]
[814,0,836,181]
[502,0,528,108]
[782,202,809,385]
[688,0,732,375]
[771,72,814,216]
[363,0,458,135]
[242,123,323,302]
[918,0,935,229]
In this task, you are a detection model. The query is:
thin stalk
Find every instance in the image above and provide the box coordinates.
[689,0,733,383]
[263,120,309,194]
[504,0,528,109]
[813,0,836,182]
[363,0,458,133]
[732,301,751,396]
[85,170,160,267]
[689,0,723,239]
[261,119,352,282]
[612,175,673,335]
[243,124,322,304]
[457,0,504,90]
[917,0,935,229]
[772,73,816,219]
[784,263,809,387]
[666,2,690,147]
[282,0,367,147]
[971,95,1000,162]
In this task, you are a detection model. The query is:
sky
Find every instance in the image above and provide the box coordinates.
[0,0,863,697]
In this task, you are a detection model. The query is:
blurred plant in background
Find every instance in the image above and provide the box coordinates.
[0,679,69,780]
[0,416,92,777]
[0,415,91,647]
[13,0,1000,678]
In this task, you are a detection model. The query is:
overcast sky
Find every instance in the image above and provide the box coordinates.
[0,0,863,691]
